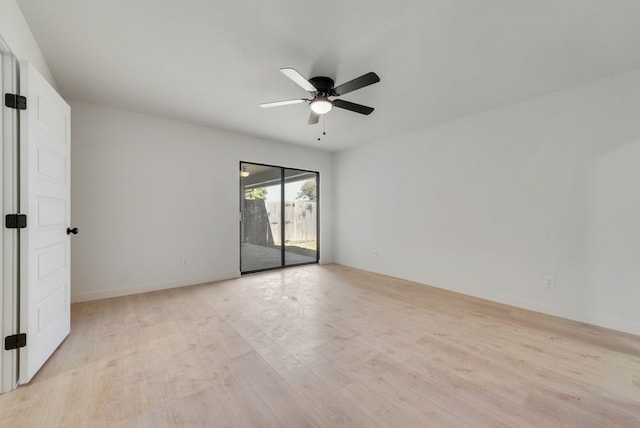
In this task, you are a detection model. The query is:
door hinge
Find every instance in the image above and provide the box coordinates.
[4,334,27,350]
[5,214,27,229]
[4,93,27,110]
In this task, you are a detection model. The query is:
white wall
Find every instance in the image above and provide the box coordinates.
[70,101,333,302]
[5,0,640,336]
[0,0,56,86]
[334,70,640,336]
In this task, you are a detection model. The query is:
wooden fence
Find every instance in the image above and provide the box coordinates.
[242,200,317,245]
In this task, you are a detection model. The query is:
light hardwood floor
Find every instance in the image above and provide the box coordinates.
[1,264,639,427]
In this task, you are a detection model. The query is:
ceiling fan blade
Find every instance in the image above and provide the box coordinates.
[332,72,380,96]
[259,99,307,108]
[308,111,320,125]
[333,99,375,115]
[280,68,317,92]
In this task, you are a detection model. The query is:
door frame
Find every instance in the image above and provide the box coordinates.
[239,161,320,274]
[0,35,19,394]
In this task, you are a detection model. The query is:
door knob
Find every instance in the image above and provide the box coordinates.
[67,227,79,235]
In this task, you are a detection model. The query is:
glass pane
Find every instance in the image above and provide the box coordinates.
[283,169,318,266]
[240,163,282,272]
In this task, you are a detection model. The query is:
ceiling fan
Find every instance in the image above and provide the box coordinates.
[260,68,380,124]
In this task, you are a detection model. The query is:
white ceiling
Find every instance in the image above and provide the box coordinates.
[16,0,640,152]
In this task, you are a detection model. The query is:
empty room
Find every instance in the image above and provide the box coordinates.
[1,0,640,426]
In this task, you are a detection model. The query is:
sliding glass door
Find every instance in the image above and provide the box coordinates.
[240,162,319,273]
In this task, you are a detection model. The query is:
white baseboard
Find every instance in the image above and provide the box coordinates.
[479,290,640,337]
[427,281,640,336]
[346,263,640,337]
[71,271,241,303]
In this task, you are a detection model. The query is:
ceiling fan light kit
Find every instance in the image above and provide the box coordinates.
[260,68,380,125]
[310,95,333,114]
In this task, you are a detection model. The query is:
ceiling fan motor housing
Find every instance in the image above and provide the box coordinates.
[308,76,335,94]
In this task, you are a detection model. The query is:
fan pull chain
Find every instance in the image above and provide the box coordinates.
[317,115,327,142]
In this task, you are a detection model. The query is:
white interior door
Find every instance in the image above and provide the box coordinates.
[19,62,71,383]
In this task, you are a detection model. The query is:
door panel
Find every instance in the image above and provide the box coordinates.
[283,169,318,266]
[240,163,282,272]
[20,62,71,383]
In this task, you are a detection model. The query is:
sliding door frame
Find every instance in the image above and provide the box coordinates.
[239,161,319,274]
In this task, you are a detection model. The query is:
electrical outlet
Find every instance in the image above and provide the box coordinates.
[544,276,555,289]
[372,250,378,257]
[181,258,189,267]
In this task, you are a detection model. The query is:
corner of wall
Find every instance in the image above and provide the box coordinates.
[0,0,58,89]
